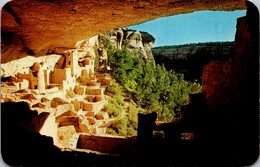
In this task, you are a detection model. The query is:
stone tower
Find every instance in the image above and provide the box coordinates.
[38,65,45,94]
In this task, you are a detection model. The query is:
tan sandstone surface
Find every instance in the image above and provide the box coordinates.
[1,0,246,63]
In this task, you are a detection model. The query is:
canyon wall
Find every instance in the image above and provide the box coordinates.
[1,0,246,63]
[100,28,155,64]
[201,2,259,164]
[202,2,259,115]
[152,42,234,81]
[202,59,232,112]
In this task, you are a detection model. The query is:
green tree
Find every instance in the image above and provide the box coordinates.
[107,47,202,122]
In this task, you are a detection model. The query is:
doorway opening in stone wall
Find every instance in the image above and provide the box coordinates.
[1,1,259,166]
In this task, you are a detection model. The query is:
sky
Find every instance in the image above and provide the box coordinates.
[127,10,246,47]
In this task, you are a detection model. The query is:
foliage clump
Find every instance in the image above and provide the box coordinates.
[107,47,202,122]
[105,80,139,137]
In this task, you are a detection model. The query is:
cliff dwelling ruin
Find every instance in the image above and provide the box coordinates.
[1,0,259,166]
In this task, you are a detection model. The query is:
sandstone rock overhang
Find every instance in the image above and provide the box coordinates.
[1,0,246,63]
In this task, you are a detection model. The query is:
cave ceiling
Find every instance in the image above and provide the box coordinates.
[1,0,246,63]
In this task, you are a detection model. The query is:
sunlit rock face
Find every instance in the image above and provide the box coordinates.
[100,28,155,64]
[1,0,246,63]
[152,42,234,81]
[123,30,155,64]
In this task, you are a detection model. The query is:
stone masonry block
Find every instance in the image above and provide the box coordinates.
[86,89,95,95]
[87,118,96,125]
[71,99,80,111]
[74,85,84,95]
[85,111,95,117]
[94,89,102,95]
[82,103,93,111]
[94,96,102,102]
[85,96,94,102]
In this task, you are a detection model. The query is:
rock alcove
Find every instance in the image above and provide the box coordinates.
[1,0,259,166]
[1,0,246,63]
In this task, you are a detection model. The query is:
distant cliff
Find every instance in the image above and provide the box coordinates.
[152,42,234,82]
[99,28,156,65]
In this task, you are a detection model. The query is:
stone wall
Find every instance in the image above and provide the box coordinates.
[201,2,259,164]
[38,113,58,145]
[99,28,156,65]
[202,2,258,116]
[229,2,259,164]
[77,135,137,155]
[51,69,67,84]
[202,59,232,112]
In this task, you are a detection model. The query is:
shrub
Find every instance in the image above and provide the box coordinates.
[106,102,139,137]
[127,104,138,130]
[94,46,100,71]
[107,115,138,137]
[108,48,202,122]
[108,117,128,136]
[104,99,123,118]
[127,127,137,137]
[113,94,125,106]
[106,128,117,136]
[106,80,124,96]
